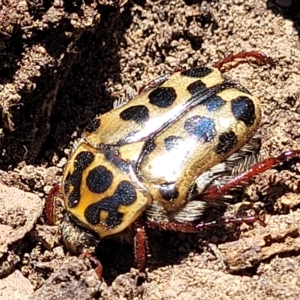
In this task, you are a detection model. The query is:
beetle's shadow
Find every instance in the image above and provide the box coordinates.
[146,225,240,270]
[267,0,300,37]
[96,207,251,284]
[0,2,135,169]
[96,162,300,284]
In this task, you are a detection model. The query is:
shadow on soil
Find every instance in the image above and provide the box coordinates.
[267,0,300,36]
[0,2,134,169]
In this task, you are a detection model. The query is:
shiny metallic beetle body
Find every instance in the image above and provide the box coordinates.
[47,52,297,273]
[63,65,261,238]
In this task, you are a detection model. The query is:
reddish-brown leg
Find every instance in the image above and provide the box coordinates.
[45,183,61,225]
[213,51,275,70]
[133,222,147,270]
[203,150,300,202]
[139,52,273,94]
[147,214,258,233]
[80,250,103,279]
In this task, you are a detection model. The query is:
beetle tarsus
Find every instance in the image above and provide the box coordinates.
[45,182,61,225]
[213,51,275,71]
[203,150,300,201]
[80,250,103,279]
[133,222,147,271]
[147,214,258,233]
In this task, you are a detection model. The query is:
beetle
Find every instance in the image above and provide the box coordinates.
[46,51,300,276]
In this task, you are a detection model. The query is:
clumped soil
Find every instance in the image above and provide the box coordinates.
[1,0,300,299]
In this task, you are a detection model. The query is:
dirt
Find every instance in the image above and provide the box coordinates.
[0,0,300,299]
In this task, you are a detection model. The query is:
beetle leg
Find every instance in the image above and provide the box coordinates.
[203,150,300,202]
[45,182,61,225]
[147,214,258,233]
[213,51,274,71]
[141,52,273,94]
[80,250,103,279]
[133,222,147,271]
[147,219,201,232]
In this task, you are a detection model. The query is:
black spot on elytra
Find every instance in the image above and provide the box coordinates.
[120,105,150,124]
[86,165,113,194]
[184,116,217,142]
[159,183,179,201]
[164,136,183,151]
[148,87,177,108]
[84,181,137,228]
[144,138,156,154]
[84,118,101,133]
[204,96,226,112]
[181,67,213,78]
[187,80,207,96]
[231,96,256,127]
[216,131,238,155]
[65,151,95,208]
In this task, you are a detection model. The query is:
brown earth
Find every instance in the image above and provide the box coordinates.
[1,0,300,299]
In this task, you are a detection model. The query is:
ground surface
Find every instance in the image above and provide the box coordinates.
[0,0,300,299]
